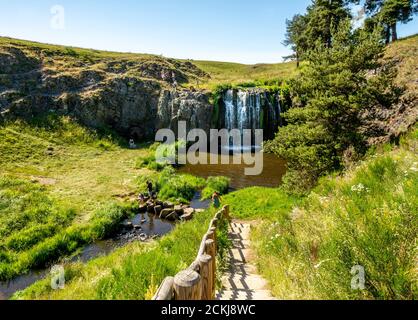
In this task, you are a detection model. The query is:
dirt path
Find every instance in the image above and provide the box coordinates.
[216,221,276,300]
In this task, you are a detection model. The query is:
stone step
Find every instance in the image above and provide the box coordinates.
[231,239,251,249]
[230,225,251,232]
[226,263,258,275]
[216,290,276,301]
[228,232,251,241]
[228,248,252,264]
[221,273,270,291]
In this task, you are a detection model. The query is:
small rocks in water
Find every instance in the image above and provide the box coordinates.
[139,233,148,241]
[133,225,142,230]
[140,219,147,224]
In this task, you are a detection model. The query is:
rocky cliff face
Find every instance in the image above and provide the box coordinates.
[0,40,213,140]
[359,36,418,146]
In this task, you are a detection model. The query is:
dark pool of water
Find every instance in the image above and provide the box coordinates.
[178,152,287,190]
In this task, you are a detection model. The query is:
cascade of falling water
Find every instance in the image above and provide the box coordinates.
[224,89,235,130]
[237,90,248,132]
[223,89,281,149]
[277,94,283,126]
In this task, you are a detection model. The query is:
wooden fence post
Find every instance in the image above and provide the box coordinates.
[205,239,216,298]
[212,218,219,228]
[198,254,214,300]
[173,269,202,300]
[224,205,231,220]
[152,277,174,300]
[209,227,217,246]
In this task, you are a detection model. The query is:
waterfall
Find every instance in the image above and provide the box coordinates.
[224,89,263,132]
[222,89,281,147]
[224,89,235,130]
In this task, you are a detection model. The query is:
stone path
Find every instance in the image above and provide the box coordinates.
[216,221,276,300]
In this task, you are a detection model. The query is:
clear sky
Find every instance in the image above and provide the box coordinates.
[0,0,417,64]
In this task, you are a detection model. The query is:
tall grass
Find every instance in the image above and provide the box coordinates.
[202,177,231,200]
[250,132,418,299]
[0,197,135,281]
[223,187,301,220]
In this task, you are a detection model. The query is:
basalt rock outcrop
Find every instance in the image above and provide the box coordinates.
[0,40,213,140]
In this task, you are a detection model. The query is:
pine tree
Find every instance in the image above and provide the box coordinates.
[283,0,352,63]
[268,21,399,193]
[283,14,309,67]
[356,0,418,43]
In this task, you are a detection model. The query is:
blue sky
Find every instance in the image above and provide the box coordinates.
[0,0,417,64]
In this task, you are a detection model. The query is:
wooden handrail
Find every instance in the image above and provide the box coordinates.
[152,205,230,300]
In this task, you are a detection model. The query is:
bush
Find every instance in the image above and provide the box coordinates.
[202,177,230,200]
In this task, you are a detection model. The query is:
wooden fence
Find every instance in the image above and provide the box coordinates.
[152,205,230,300]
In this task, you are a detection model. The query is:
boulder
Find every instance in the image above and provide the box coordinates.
[121,221,133,230]
[138,204,147,213]
[154,205,163,215]
[180,213,193,221]
[166,212,179,221]
[174,205,184,215]
[160,208,174,219]
[183,208,195,216]
[163,202,174,209]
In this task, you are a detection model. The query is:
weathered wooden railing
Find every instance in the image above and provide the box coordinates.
[152,205,230,300]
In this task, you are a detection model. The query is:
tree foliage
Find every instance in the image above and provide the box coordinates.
[269,21,399,193]
[356,0,418,43]
[283,0,352,64]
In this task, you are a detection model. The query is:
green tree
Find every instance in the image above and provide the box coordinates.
[356,0,418,43]
[283,1,352,64]
[283,14,309,67]
[305,0,353,47]
[267,21,399,193]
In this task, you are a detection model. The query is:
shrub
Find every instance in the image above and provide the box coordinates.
[202,176,230,200]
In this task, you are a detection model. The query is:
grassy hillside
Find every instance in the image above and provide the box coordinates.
[190,60,298,90]
[0,36,297,93]
[224,128,418,300]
